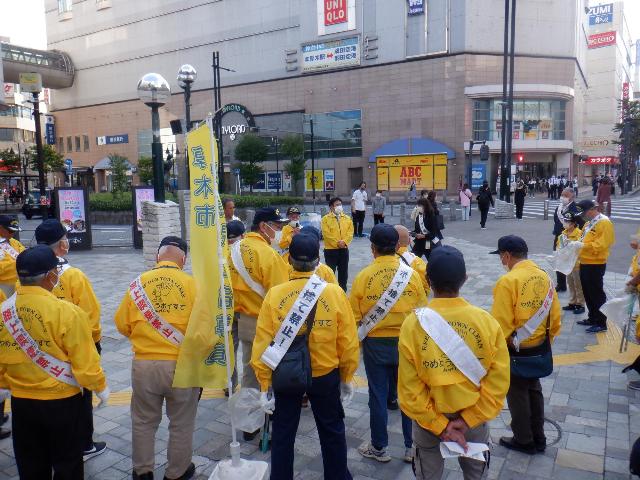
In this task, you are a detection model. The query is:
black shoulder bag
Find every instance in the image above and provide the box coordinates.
[509,314,553,379]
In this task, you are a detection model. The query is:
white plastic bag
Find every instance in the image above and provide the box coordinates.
[228,388,264,433]
[601,292,636,328]
[552,242,581,276]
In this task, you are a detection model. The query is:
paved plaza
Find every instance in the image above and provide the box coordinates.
[1,216,640,479]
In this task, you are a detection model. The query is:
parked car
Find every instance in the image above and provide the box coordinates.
[22,189,55,219]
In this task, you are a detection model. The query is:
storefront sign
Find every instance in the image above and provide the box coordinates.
[408,0,424,15]
[588,31,616,49]
[324,0,347,26]
[45,116,55,145]
[583,156,618,165]
[267,172,282,191]
[588,3,613,25]
[305,170,324,192]
[471,164,486,190]
[97,134,129,145]
[376,154,448,191]
[302,36,360,73]
[317,0,356,36]
[324,169,335,191]
[582,138,611,149]
[55,187,91,250]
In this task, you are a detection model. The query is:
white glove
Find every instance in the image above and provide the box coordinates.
[260,391,275,415]
[569,241,584,249]
[340,382,354,407]
[96,386,110,408]
[0,389,10,402]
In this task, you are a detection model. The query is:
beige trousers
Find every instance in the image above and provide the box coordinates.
[567,265,585,306]
[413,421,489,480]
[237,313,259,390]
[131,360,200,479]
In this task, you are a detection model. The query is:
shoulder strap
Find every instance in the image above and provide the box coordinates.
[230,240,266,297]
[512,276,554,350]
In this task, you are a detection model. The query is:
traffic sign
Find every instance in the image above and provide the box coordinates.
[65,158,73,175]
[233,168,240,175]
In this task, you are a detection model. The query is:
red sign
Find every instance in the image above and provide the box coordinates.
[583,156,618,165]
[588,31,616,49]
[324,0,348,26]
[623,82,630,100]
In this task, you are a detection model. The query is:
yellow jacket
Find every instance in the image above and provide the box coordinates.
[53,265,102,343]
[114,261,196,360]
[278,224,299,250]
[321,212,354,250]
[579,216,615,264]
[229,232,289,318]
[491,260,562,349]
[286,262,338,285]
[558,226,582,246]
[398,297,510,435]
[398,246,430,297]
[350,255,428,337]
[0,238,26,284]
[251,271,359,391]
[0,286,106,400]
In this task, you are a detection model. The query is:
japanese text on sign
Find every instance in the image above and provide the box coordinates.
[302,36,360,72]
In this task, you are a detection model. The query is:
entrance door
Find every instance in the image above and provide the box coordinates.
[348,167,363,193]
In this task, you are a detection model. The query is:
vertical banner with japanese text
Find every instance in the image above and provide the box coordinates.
[173,120,234,388]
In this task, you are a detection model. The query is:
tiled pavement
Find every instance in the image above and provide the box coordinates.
[0,232,639,479]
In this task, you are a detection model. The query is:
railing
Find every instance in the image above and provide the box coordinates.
[1,43,75,76]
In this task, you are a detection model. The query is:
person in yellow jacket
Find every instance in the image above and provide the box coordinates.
[279,206,302,260]
[34,219,106,460]
[287,226,337,284]
[557,212,585,315]
[251,232,359,479]
[571,199,616,333]
[491,235,561,454]
[114,237,198,480]
[228,207,289,440]
[350,224,428,463]
[395,225,430,297]
[321,197,354,291]
[399,245,509,479]
[0,215,26,298]
[0,246,108,479]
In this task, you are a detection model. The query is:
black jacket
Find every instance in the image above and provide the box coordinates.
[477,186,494,208]
[552,201,584,236]
[414,213,442,241]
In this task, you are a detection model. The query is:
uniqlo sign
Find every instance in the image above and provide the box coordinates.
[588,31,616,49]
[583,156,617,165]
[324,0,348,26]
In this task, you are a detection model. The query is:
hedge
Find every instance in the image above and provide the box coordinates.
[225,194,304,208]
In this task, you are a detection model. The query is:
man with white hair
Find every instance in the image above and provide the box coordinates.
[552,188,582,293]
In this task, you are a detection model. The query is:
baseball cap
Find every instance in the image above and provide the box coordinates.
[299,226,321,242]
[576,199,596,212]
[226,220,245,240]
[16,245,63,277]
[158,236,188,254]
[252,208,289,226]
[562,211,580,223]
[490,235,528,255]
[427,246,466,287]
[35,219,67,245]
[370,224,399,249]
[289,232,320,262]
[286,206,301,216]
[0,215,21,232]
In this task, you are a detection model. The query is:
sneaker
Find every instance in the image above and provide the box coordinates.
[83,441,107,461]
[499,436,536,455]
[576,318,595,326]
[573,306,585,315]
[481,227,487,230]
[586,325,607,333]
[628,380,640,391]
[403,447,414,463]
[387,399,399,410]
[358,443,392,463]
[562,304,576,311]
[163,462,195,480]
[132,472,153,480]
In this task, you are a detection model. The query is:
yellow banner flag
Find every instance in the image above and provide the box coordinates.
[173,119,234,388]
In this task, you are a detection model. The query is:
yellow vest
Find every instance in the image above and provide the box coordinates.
[0,238,26,284]
[321,212,354,250]
[397,246,430,297]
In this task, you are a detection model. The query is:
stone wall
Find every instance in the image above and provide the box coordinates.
[141,201,181,268]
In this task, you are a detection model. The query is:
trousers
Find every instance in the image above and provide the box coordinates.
[12,393,85,480]
[271,369,352,480]
[373,213,385,225]
[479,206,489,228]
[506,374,545,445]
[82,341,102,451]
[461,205,470,221]
[579,263,607,327]
[324,248,349,291]
[353,210,365,236]
[553,235,567,290]
[131,360,200,478]
[237,313,260,390]
[567,265,585,306]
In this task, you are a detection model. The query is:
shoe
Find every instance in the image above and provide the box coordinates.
[403,447,413,463]
[481,226,487,230]
[535,442,546,453]
[499,437,536,455]
[555,287,567,293]
[628,380,640,391]
[358,442,392,463]
[586,325,607,333]
[0,428,10,440]
[562,304,576,311]
[83,441,107,461]
[223,388,229,397]
[132,472,153,480]
[573,306,585,315]
[243,430,260,441]
[576,319,595,326]
[163,462,195,480]
[387,399,399,410]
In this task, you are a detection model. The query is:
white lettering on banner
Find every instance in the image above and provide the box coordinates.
[261,274,328,370]
[129,277,184,346]
[0,240,18,260]
[230,241,266,297]
[580,213,606,241]
[415,308,487,387]
[221,125,247,136]
[512,279,554,351]
[0,294,79,387]
[358,263,414,341]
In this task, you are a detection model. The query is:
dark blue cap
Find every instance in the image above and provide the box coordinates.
[370,223,399,249]
[0,215,21,232]
[289,232,320,262]
[562,211,580,223]
[35,219,67,245]
[576,199,595,212]
[16,245,63,277]
[252,208,289,226]
[226,220,245,240]
[158,236,188,254]
[490,235,528,254]
[299,226,320,242]
[427,246,466,286]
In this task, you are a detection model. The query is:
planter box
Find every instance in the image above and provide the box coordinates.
[90,210,132,225]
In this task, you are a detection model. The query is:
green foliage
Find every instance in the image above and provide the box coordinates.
[281,135,305,195]
[614,100,640,154]
[26,144,64,173]
[89,192,178,211]
[109,154,129,196]
[235,134,268,192]
[229,194,304,208]
[137,156,153,185]
[0,148,22,173]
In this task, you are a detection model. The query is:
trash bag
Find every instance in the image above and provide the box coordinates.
[228,388,264,433]
[601,292,636,328]
[552,242,581,276]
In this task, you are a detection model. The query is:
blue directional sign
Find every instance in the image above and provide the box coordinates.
[588,3,613,25]
[64,158,73,175]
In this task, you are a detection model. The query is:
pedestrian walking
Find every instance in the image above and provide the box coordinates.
[490,236,562,454]
[321,198,354,291]
[558,212,585,315]
[592,176,599,196]
[476,181,493,229]
[528,178,536,197]
[399,246,509,479]
[573,175,579,196]
[35,219,106,460]
[351,224,428,464]
[410,190,429,222]
[459,183,472,221]
[115,237,199,480]
[0,215,25,298]
[514,180,527,220]
[553,188,583,292]
[351,182,368,237]
[574,199,615,333]
[372,190,386,225]
[251,233,359,480]
[0,246,109,479]
[409,181,417,200]
[412,198,441,260]
[226,220,246,395]
[596,176,613,217]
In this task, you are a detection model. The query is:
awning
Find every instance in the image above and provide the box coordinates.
[369,137,456,163]
[93,157,134,170]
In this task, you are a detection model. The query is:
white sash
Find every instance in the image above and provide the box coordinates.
[0,240,18,260]
[580,213,605,241]
[261,274,328,370]
[129,277,184,346]
[0,294,79,387]
[417,214,428,234]
[415,307,487,387]
[401,251,416,266]
[358,263,414,340]
[58,257,71,275]
[512,277,554,351]
[231,241,265,297]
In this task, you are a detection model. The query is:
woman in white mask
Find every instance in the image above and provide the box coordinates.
[552,188,583,292]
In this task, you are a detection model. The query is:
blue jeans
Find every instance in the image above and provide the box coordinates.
[363,338,412,450]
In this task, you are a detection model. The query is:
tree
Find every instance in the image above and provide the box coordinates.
[0,148,22,173]
[235,134,267,193]
[613,100,640,192]
[108,154,129,195]
[26,144,64,173]
[137,156,153,185]
[281,134,305,195]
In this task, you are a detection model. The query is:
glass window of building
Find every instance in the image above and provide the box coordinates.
[75,136,81,152]
[303,110,362,159]
[473,99,566,141]
[0,129,18,142]
[0,105,33,120]
[58,0,72,14]
[58,137,64,153]
[83,135,90,152]
[67,136,72,152]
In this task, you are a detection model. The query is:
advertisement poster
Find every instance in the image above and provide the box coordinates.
[471,164,486,190]
[376,154,447,191]
[588,31,616,49]
[302,36,360,73]
[324,169,335,191]
[55,188,91,250]
[267,172,282,191]
[408,0,424,15]
[132,187,154,249]
[305,170,324,191]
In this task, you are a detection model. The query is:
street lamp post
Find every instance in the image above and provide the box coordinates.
[137,73,171,203]
[177,64,197,189]
[30,92,48,219]
[272,136,280,196]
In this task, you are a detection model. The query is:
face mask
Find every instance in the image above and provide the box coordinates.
[290,220,300,229]
[334,205,343,215]
[560,197,569,206]
[418,207,424,214]
[266,224,282,248]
